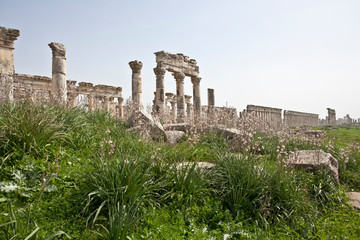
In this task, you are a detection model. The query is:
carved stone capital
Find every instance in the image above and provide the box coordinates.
[153,67,166,76]
[0,27,20,49]
[174,72,185,83]
[191,76,201,86]
[185,95,192,103]
[49,42,66,58]
[129,60,143,73]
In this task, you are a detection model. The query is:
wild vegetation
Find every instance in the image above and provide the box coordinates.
[1,101,360,239]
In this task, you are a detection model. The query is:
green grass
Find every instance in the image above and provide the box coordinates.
[1,102,360,239]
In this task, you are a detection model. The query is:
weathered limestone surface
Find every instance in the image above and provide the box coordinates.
[154,51,202,121]
[185,95,192,119]
[126,109,165,138]
[207,88,215,120]
[49,42,67,105]
[287,150,339,183]
[154,67,166,113]
[191,76,201,117]
[283,110,319,127]
[163,123,192,133]
[175,72,186,122]
[154,51,199,77]
[176,161,215,171]
[210,126,241,140]
[0,26,20,102]
[347,192,360,210]
[327,108,336,125]
[0,26,20,75]
[165,130,185,145]
[246,105,282,127]
[129,60,143,107]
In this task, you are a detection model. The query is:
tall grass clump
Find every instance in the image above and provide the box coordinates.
[0,101,68,161]
[213,154,309,227]
[80,133,159,240]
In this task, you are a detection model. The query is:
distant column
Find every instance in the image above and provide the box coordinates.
[191,76,201,117]
[118,97,124,119]
[49,42,67,105]
[185,95,192,120]
[175,72,186,123]
[154,67,166,113]
[0,26,20,102]
[129,60,143,108]
[207,88,215,119]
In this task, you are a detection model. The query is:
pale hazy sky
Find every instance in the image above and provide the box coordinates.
[1,0,359,119]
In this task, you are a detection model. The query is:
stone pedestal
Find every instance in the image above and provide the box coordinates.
[49,42,67,105]
[175,72,185,123]
[129,60,143,108]
[0,26,20,102]
[154,67,166,113]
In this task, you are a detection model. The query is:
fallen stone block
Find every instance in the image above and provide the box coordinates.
[347,192,360,210]
[287,150,339,183]
[209,126,241,140]
[163,123,192,133]
[165,130,185,145]
[126,109,165,138]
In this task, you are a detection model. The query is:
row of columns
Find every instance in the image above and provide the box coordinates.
[152,66,202,123]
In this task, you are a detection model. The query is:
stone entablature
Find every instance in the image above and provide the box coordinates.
[154,51,199,77]
[246,104,282,126]
[283,110,319,127]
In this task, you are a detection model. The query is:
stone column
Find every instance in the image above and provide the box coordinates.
[49,42,67,105]
[191,76,201,118]
[170,100,177,123]
[129,60,143,108]
[175,72,186,123]
[185,95,192,120]
[154,67,166,113]
[117,97,124,119]
[0,26,20,102]
[67,80,77,107]
[207,88,215,120]
[103,96,110,112]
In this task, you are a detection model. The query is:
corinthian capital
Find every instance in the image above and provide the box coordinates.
[129,60,143,73]
[191,76,201,86]
[0,26,20,49]
[153,67,166,76]
[174,72,185,83]
[49,42,66,58]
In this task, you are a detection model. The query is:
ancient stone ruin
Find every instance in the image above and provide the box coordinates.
[327,108,336,125]
[0,26,124,118]
[244,105,282,127]
[283,110,319,127]
[153,51,201,122]
[1,25,351,129]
